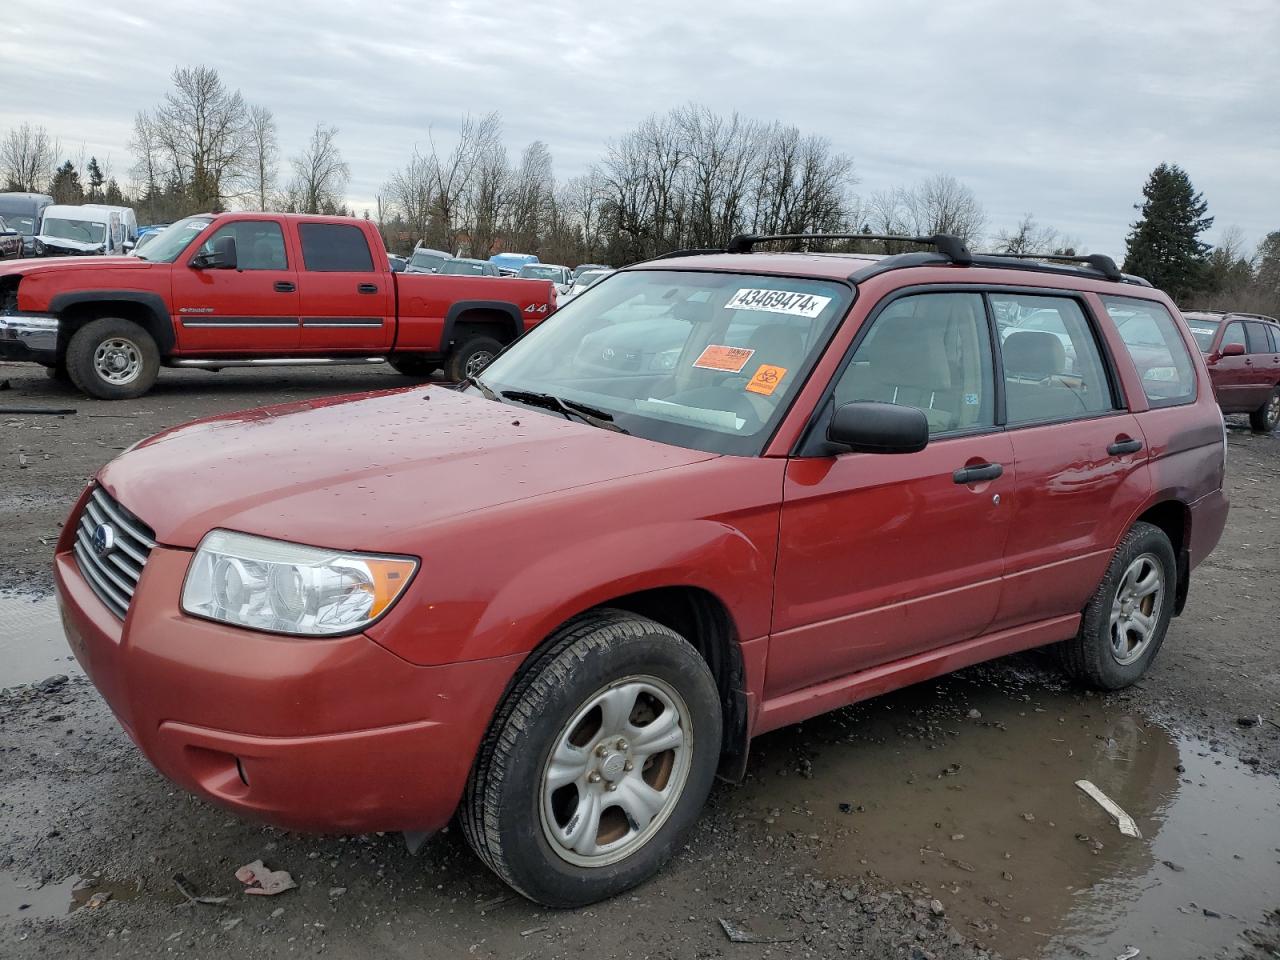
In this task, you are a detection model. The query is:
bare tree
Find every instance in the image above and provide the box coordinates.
[384,149,438,247]
[993,213,1064,254]
[285,123,350,214]
[134,65,253,211]
[245,105,279,211]
[504,140,554,253]
[1,122,59,192]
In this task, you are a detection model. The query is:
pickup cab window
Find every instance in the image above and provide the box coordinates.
[198,221,288,270]
[298,223,375,272]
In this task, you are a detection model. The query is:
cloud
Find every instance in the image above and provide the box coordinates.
[2,0,1277,257]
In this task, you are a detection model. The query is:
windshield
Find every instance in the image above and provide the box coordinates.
[518,265,564,281]
[42,217,106,244]
[135,216,213,262]
[1185,318,1220,352]
[3,215,37,236]
[409,251,447,271]
[442,260,487,275]
[475,270,852,455]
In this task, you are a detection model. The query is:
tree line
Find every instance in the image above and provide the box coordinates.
[2,64,1276,316]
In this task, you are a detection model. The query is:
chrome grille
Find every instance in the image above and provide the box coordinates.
[73,486,156,619]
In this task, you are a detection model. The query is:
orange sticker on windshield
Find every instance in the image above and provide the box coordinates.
[746,364,788,396]
[693,344,754,373]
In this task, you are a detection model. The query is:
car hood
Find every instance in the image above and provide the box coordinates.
[0,254,148,277]
[99,386,718,551]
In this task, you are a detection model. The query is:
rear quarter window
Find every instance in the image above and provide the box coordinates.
[1102,297,1197,407]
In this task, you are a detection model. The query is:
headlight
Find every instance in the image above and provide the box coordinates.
[181,530,417,637]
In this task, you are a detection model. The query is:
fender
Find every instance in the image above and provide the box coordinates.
[440,300,525,350]
[48,290,175,354]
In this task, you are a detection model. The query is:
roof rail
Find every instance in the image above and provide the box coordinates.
[725,232,973,264]
[979,251,1122,282]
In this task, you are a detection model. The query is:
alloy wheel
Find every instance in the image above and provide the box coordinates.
[1109,552,1165,665]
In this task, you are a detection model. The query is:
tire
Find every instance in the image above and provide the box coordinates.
[388,355,440,379]
[460,610,722,908]
[1058,521,1177,690]
[65,317,159,400]
[1249,386,1280,433]
[444,335,503,383]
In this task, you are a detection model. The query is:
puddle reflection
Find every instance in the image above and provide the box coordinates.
[0,593,80,688]
[743,663,1279,959]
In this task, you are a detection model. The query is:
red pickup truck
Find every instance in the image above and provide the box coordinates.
[0,213,556,398]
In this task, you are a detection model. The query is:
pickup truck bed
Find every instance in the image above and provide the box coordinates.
[0,212,557,398]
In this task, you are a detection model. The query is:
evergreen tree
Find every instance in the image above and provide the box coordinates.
[1257,231,1280,300]
[1122,163,1213,301]
[86,156,105,201]
[50,160,84,205]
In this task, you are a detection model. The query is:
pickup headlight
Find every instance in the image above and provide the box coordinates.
[181,530,417,636]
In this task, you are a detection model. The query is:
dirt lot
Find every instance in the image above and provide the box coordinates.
[1,361,1277,959]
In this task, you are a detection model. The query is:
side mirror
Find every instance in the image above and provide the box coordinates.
[1220,342,1246,357]
[827,400,929,454]
[194,235,237,270]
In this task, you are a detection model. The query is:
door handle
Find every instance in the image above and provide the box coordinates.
[953,462,1003,484]
[1107,438,1144,456]
[357,283,379,294]
[273,281,295,293]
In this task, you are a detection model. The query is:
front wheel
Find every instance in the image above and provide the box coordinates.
[65,317,159,399]
[1058,521,1177,690]
[460,611,722,907]
[1249,386,1280,433]
[444,335,503,383]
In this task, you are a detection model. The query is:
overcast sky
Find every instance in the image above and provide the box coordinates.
[3,0,1278,258]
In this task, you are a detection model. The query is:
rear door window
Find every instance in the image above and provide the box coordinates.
[1221,322,1247,351]
[298,223,374,272]
[1245,322,1273,354]
[993,294,1115,424]
[1101,297,1197,406]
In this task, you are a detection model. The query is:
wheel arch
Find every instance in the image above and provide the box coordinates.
[441,301,525,351]
[1129,498,1192,614]
[51,291,174,358]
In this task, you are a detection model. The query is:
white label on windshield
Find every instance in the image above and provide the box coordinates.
[1189,326,1216,335]
[726,288,832,318]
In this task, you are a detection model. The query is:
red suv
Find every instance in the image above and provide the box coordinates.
[1183,310,1280,432]
[55,235,1228,907]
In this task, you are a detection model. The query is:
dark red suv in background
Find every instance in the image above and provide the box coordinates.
[1184,310,1280,432]
[56,234,1228,907]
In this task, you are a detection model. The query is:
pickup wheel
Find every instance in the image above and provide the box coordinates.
[65,317,160,400]
[388,355,440,379]
[444,335,503,383]
[1057,521,1177,690]
[1249,386,1280,433]
[460,611,722,907]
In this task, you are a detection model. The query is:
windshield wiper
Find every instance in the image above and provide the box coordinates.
[461,375,499,401]
[498,390,629,434]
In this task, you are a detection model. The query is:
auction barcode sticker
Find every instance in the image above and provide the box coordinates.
[726,288,832,318]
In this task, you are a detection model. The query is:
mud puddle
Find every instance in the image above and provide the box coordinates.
[0,593,79,688]
[0,874,146,922]
[745,662,1280,960]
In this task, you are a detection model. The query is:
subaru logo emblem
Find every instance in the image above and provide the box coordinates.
[92,523,116,558]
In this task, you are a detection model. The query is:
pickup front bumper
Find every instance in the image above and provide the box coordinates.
[0,314,58,364]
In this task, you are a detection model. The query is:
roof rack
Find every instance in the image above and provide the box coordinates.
[725,232,973,264]
[979,251,1122,281]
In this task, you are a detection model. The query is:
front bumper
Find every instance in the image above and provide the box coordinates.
[55,533,523,834]
[0,313,58,363]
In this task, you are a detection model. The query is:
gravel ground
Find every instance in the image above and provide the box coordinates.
[0,361,1277,959]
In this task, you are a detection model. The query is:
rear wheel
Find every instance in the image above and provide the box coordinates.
[1058,521,1176,690]
[460,611,722,907]
[1249,386,1280,433]
[65,317,159,400]
[444,335,503,383]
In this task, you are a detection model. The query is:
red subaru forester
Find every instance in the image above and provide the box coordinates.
[56,235,1228,907]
